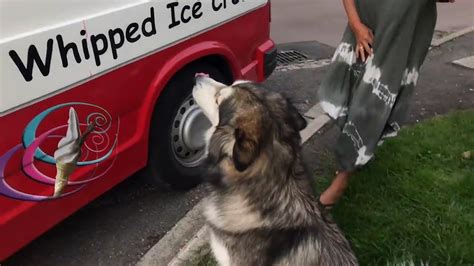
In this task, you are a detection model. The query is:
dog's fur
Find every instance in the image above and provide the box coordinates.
[193,76,358,266]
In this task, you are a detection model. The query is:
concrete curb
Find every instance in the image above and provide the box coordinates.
[431,25,474,47]
[168,226,210,266]
[452,55,474,70]
[136,201,206,266]
[301,104,330,143]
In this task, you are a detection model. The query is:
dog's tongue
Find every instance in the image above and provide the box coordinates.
[195,72,209,78]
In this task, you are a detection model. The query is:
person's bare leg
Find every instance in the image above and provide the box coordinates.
[319,171,353,207]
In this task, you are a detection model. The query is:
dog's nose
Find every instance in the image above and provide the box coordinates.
[194,72,209,83]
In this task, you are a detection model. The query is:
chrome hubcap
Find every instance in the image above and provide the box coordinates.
[171,96,211,168]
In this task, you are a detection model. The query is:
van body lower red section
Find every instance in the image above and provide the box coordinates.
[0,5,274,261]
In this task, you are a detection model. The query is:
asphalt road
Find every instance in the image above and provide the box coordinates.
[4,1,473,265]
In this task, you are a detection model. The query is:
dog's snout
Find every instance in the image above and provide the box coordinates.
[194,72,209,83]
[195,72,209,78]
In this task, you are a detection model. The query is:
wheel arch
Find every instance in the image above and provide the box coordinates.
[136,42,239,164]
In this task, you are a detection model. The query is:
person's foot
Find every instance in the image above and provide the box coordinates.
[319,187,345,208]
[318,171,353,209]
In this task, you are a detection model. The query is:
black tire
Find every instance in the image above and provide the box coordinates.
[146,63,228,190]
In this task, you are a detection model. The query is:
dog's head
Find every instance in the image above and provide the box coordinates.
[193,74,307,184]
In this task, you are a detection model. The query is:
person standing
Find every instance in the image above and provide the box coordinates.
[318,0,456,208]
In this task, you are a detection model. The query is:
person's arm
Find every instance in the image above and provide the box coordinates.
[342,0,373,62]
[342,0,362,28]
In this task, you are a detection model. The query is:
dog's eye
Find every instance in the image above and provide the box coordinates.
[215,91,224,105]
[215,87,233,105]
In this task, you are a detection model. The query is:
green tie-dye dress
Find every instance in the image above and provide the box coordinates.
[318,0,438,171]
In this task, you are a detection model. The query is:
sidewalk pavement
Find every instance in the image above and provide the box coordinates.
[270,0,474,46]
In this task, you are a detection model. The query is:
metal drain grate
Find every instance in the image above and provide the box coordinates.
[276,50,310,66]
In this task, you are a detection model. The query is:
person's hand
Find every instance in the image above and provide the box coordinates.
[350,21,374,62]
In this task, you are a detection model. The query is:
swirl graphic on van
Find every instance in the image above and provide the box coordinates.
[0,103,119,201]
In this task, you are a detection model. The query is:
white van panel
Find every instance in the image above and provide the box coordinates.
[0,0,145,41]
[0,0,268,115]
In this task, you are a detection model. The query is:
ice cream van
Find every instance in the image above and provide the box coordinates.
[0,0,276,260]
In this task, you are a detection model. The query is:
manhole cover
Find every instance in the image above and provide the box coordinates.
[276,50,310,66]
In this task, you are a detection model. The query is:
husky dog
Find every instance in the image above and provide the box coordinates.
[193,74,358,266]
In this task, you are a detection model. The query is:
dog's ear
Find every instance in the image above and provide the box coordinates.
[232,128,259,172]
[293,111,307,131]
[288,102,307,131]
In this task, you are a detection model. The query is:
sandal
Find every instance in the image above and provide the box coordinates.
[317,198,335,211]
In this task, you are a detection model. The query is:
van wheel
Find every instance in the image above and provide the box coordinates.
[147,63,228,190]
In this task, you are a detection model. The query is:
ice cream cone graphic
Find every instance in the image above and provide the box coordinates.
[53,108,83,197]
[54,161,78,197]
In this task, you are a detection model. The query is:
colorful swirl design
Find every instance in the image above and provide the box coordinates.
[0,103,119,201]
